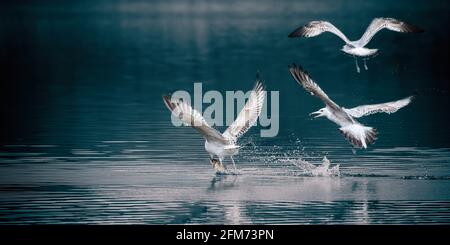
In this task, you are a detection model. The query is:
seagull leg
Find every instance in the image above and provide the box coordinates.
[363,59,368,70]
[230,156,237,171]
[209,154,215,167]
[354,57,361,73]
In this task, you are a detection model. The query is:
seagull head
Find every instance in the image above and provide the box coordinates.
[310,108,327,118]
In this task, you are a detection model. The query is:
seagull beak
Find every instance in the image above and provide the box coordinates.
[309,111,322,118]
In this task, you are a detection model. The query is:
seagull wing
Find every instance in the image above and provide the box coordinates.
[345,96,414,118]
[357,18,423,47]
[288,21,351,44]
[163,95,229,144]
[289,63,340,111]
[222,77,265,144]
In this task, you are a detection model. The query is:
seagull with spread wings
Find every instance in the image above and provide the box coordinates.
[163,76,265,172]
[288,18,423,72]
[289,63,413,148]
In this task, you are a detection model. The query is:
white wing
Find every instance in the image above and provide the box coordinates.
[356,18,423,47]
[222,78,265,143]
[163,95,228,144]
[288,20,351,44]
[344,96,414,118]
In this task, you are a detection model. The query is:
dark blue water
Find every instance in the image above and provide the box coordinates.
[0,0,449,224]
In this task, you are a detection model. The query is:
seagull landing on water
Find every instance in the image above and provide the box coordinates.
[288,18,423,73]
[163,75,265,173]
[288,63,414,149]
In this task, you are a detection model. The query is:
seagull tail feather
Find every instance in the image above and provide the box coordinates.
[162,94,176,111]
[339,124,377,149]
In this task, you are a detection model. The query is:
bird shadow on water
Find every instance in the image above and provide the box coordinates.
[207,174,239,192]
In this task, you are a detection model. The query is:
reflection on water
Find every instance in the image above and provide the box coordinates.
[0,142,449,224]
[1,195,450,224]
[0,0,450,224]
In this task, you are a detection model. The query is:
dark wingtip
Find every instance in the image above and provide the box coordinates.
[290,63,309,77]
[288,62,302,70]
[288,63,313,87]
[401,20,425,33]
[288,26,306,38]
[407,22,425,33]
[254,70,265,90]
[162,94,174,111]
[288,63,297,75]
[162,94,170,102]
[288,28,298,38]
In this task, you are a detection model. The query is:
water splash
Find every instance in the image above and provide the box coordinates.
[240,136,340,176]
[288,156,340,177]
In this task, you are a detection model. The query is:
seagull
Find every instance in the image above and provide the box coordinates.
[288,18,423,72]
[288,63,414,148]
[162,76,265,172]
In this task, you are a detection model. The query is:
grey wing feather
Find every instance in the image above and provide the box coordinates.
[357,18,423,47]
[288,63,341,111]
[163,95,229,144]
[288,20,351,44]
[345,96,414,118]
[222,78,265,143]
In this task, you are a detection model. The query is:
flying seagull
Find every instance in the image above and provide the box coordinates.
[163,76,265,172]
[288,63,413,148]
[288,18,423,72]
